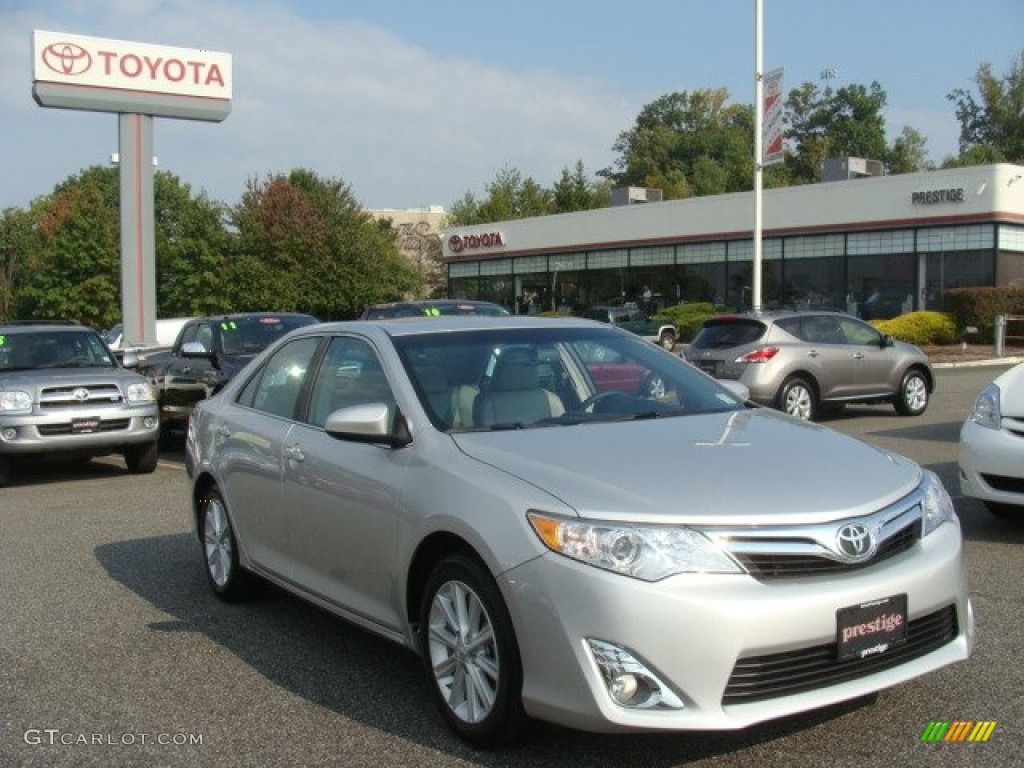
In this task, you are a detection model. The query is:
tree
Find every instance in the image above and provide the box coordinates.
[228,169,419,319]
[0,207,39,322]
[601,89,754,198]
[785,81,889,184]
[551,160,610,213]
[153,173,233,316]
[887,126,933,174]
[948,51,1024,164]
[16,166,121,327]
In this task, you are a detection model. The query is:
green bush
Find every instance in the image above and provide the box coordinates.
[656,302,729,342]
[944,287,1024,342]
[871,311,957,346]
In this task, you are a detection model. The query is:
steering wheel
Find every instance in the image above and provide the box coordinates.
[578,390,632,414]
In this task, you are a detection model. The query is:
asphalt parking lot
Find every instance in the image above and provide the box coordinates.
[1,363,1022,767]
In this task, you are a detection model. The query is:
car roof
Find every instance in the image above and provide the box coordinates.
[295,315,602,338]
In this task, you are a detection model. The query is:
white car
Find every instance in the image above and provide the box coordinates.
[959,363,1024,519]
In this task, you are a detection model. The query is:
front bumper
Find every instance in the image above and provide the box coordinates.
[501,520,972,733]
[0,406,159,456]
[959,418,1024,507]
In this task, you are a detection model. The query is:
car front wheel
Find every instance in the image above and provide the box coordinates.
[777,376,817,421]
[894,369,929,416]
[201,488,256,601]
[419,553,527,746]
[124,441,158,474]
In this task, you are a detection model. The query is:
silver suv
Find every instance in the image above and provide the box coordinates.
[684,310,934,420]
[0,323,160,486]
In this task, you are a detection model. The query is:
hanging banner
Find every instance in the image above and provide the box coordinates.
[762,67,784,165]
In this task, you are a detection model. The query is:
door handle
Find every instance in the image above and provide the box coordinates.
[806,349,819,358]
[284,443,305,462]
[852,352,864,360]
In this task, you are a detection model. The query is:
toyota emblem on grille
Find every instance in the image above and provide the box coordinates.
[72,387,90,402]
[835,523,874,561]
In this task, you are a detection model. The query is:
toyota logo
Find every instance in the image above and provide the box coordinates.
[72,387,90,402]
[42,42,93,76]
[835,523,874,561]
[448,235,465,253]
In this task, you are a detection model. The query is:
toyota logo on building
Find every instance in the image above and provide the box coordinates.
[835,523,874,561]
[42,42,92,76]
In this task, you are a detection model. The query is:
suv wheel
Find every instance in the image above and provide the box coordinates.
[0,457,10,487]
[777,376,817,421]
[894,369,929,416]
[124,441,159,474]
[658,330,676,350]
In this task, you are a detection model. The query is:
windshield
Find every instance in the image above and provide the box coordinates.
[394,326,745,432]
[0,330,117,371]
[219,316,316,355]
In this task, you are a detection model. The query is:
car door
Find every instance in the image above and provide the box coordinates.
[836,316,899,396]
[782,315,861,401]
[214,335,321,579]
[281,335,409,633]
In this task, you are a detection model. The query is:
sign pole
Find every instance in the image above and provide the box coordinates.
[118,113,157,347]
[752,0,763,313]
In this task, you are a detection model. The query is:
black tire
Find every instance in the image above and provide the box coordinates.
[658,329,676,350]
[894,369,929,416]
[200,487,257,602]
[0,457,10,487]
[124,441,159,474]
[777,376,817,421]
[419,553,527,746]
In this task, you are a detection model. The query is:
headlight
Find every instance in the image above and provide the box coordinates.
[0,390,32,413]
[125,381,156,403]
[970,383,1001,430]
[527,512,742,580]
[921,469,956,537]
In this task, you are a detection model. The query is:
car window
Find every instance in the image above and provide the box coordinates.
[691,319,767,349]
[0,330,115,370]
[308,337,396,428]
[837,317,880,346]
[239,337,320,419]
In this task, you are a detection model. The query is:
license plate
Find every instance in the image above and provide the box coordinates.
[698,361,718,375]
[836,594,907,661]
[71,417,101,434]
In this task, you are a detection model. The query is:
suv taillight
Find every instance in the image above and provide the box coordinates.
[737,346,779,363]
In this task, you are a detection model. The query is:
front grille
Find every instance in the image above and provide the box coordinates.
[733,521,921,579]
[722,605,957,705]
[37,419,132,436]
[981,473,1024,494]
[40,384,124,409]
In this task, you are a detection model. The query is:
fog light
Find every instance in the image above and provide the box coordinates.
[144,416,157,429]
[1,427,17,441]
[587,639,685,710]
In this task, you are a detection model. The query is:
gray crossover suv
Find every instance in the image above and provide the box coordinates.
[684,310,934,421]
[0,323,160,485]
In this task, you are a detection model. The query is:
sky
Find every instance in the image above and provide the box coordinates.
[1,0,1022,213]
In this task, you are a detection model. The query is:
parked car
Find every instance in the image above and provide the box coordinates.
[581,305,677,349]
[360,299,509,319]
[683,310,934,421]
[135,312,318,440]
[186,315,971,746]
[959,362,1024,519]
[0,322,159,486]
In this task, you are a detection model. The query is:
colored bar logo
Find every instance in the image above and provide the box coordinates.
[920,721,997,742]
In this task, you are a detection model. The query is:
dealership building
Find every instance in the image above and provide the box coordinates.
[441,163,1024,318]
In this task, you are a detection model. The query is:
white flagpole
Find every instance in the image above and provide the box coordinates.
[753,0,764,313]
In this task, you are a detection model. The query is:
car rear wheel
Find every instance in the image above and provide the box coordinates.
[201,488,256,601]
[894,369,929,416]
[124,441,158,474]
[419,553,527,746]
[777,376,817,421]
[0,457,10,487]
[658,329,676,350]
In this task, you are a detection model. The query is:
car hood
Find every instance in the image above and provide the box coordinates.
[451,408,921,525]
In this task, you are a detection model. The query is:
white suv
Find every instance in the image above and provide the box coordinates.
[0,323,160,486]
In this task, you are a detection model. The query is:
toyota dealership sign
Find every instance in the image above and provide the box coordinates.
[32,30,232,121]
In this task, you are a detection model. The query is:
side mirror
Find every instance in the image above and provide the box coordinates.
[181,341,215,359]
[880,333,894,348]
[325,404,412,448]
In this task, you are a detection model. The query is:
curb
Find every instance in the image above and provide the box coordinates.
[932,356,1022,369]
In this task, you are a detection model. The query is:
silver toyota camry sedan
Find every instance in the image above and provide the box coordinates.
[185,316,973,746]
